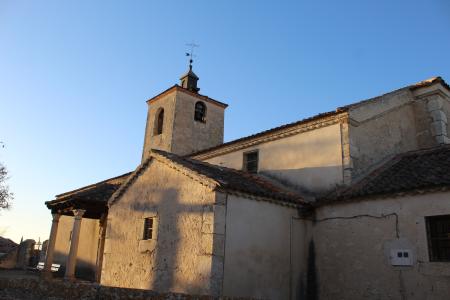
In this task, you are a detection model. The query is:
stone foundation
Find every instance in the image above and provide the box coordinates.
[0,277,257,300]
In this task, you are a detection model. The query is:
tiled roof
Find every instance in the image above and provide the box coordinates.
[46,172,131,207]
[191,77,449,158]
[320,146,450,204]
[110,150,306,207]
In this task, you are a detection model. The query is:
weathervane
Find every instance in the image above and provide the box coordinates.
[185,42,199,70]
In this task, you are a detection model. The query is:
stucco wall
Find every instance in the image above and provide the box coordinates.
[53,215,100,280]
[204,124,343,194]
[313,192,450,300]
[101,159,225,296]
[222,195,310,300]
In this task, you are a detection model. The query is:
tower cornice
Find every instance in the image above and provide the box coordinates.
[146,85,228,108]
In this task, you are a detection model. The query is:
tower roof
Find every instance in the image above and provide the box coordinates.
[179,65,199,80]
[180,64,200,93]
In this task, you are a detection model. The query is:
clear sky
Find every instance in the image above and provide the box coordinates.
[1,0,450,243]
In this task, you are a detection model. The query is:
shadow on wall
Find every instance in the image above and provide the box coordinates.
[127,188,219,295]
[306,240,318,300]
[260,165,345,196]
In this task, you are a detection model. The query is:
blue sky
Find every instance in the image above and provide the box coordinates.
[1,0,449,243]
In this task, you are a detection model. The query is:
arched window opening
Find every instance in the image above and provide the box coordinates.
[194,101,206,122]
[155,108,164,135]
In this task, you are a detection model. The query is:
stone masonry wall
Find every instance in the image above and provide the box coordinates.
[171,91,225,156]
[142,92,177,161]
[349,86,450,179]
[349,90,423,178]
[142,89,226,161]
[426,94,450,144]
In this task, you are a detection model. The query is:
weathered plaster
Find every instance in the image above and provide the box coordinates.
[314,192,450,300]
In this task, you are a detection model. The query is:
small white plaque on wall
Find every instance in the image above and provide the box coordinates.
[390,249,413,266]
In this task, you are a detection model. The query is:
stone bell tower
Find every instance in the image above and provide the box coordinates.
[141,66,228,162]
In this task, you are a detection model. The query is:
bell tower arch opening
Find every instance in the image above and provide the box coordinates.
[154,108,164,135]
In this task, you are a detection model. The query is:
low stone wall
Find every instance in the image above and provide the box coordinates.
[0,277,256,300]
[0,239,37,270]
[0,247,18,269]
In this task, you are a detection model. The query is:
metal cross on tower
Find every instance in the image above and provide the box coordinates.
[185,42,199,69]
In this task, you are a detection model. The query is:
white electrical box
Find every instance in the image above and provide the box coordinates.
[390,249,413,266]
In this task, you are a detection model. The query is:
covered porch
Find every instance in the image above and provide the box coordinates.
[43,173,130,282]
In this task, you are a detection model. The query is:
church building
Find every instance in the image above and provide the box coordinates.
[43,65,450,299]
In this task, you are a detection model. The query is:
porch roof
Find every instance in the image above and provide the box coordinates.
[45,172,131,219]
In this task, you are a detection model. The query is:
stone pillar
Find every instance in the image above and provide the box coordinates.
[65,209,85,281]
[95,214,107,283]
[42,213,61,277]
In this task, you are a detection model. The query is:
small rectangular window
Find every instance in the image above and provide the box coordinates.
[243,150,259,173]
[426,215,450,262]
[143,217,154,240]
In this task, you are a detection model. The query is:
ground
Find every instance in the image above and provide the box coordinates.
[0,269,256,300]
